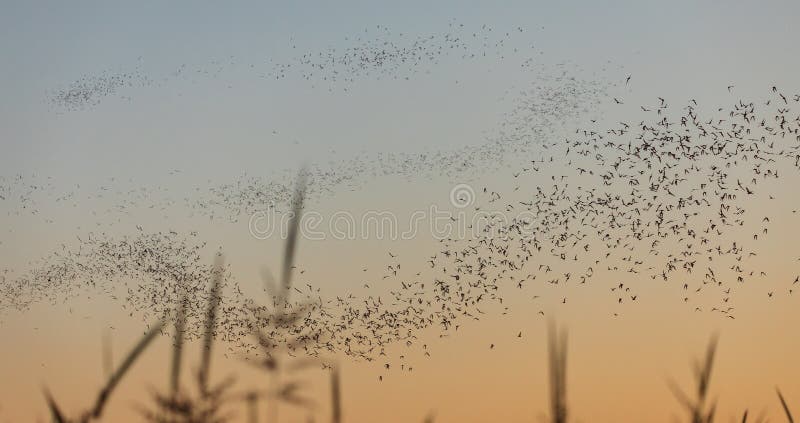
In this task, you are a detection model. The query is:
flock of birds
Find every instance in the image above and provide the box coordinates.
[280,23,531,84]
[5,23,800,372]
[429,85,800,324]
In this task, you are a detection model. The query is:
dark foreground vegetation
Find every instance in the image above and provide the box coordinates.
[40,174,796,423]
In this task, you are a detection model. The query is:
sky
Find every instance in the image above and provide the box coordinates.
[2,1,800,422]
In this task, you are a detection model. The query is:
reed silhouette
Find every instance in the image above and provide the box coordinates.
[668,335,719,423]
[137,254,237,423]
[44,320,165,423]
[547,321,568,423]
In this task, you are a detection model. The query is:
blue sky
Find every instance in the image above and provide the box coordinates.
[2,0,799,209]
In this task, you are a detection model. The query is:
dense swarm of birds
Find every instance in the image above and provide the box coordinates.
[5,85,800,368]
[48,62,154,111]
[283,23,531,84]
[0,231,221,323]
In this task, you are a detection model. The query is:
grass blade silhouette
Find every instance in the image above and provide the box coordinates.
[777,387,794,423]
[668,334,718,423]
[43,388,66,423]
[280,167,307,305]
[170,290,187,395]
[547,321,568,423]
[331,365,341,423]
[198,254,225,396]
[90,319,165,418]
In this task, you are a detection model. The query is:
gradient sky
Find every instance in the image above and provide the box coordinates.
[2,1,800,422]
